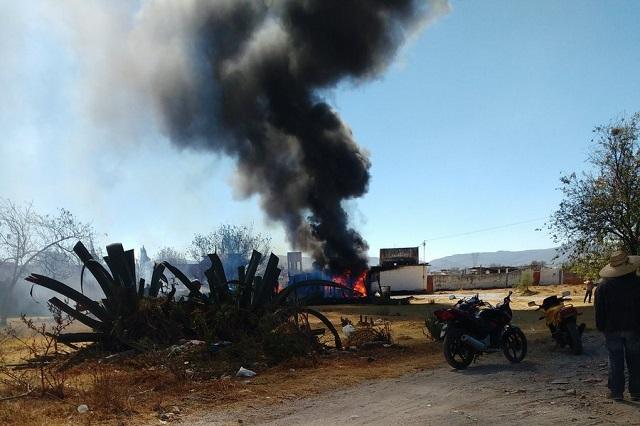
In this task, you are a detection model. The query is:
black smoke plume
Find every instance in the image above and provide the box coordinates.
[134,0,447,272]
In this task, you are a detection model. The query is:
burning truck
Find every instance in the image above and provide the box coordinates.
[283,252,369,304]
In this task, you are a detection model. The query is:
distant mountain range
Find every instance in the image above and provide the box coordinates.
[427,248,564,271]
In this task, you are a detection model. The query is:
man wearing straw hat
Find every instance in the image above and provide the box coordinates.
[595,251,640,401]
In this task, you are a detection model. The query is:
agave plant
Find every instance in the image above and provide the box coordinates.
[25,241,349,352]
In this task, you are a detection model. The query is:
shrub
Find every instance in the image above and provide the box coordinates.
[517,270,533,294]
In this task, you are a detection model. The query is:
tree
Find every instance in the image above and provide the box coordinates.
[550,112,640,276]
[154,246,188,265]
[0,199,93,325]
[190,224,271,265]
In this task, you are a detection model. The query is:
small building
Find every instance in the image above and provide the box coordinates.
[376,264,430,294]
[370,247,430,294]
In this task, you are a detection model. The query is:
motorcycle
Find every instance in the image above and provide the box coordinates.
[433,291,527,369]
[528,291,585,355]
[428,294,483,341]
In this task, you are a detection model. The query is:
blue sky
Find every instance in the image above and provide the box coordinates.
[1,0,639,261]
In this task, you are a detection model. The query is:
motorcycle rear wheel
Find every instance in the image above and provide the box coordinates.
[502,327,527,363]
[443,329,475,369]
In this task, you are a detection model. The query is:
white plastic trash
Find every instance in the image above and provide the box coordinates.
[342,324,356,337]
[77,404,89,414]
[236,367,257,378]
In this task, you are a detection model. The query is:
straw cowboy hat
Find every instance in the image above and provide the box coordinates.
[599,251,640,278]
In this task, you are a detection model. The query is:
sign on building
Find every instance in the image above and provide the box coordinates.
[380,247,419,266]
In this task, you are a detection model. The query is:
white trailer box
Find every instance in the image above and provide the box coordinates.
[379,264,428,293]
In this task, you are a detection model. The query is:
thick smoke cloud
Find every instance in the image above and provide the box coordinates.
[61,0,450,272]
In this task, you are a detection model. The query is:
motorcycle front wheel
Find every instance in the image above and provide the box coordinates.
[443,329,475,369]
[502,327,527,363]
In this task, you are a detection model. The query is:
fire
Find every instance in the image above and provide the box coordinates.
[331,269,368,298]
[353,269,367,297]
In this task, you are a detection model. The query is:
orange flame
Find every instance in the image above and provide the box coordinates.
[331,269,367,298]
[353,270,367,297]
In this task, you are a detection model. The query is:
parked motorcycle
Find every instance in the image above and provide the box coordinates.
[528,291,585,355]
[433,291,527,369]
[425,294,483,341]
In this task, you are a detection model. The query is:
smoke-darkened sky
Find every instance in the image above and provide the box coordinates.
[1,0,639,261]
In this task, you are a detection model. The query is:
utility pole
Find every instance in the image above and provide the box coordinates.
[422,240,427,264]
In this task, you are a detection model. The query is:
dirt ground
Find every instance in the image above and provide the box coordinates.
[2,285,639,425]
[179,285,640,425]
[185,331,640,425]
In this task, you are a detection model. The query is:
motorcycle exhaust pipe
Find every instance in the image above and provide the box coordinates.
[461,334,487,351]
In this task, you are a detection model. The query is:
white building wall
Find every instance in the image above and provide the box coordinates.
[379,265,428,292]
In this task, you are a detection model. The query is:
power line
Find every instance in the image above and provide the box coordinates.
[426,217,547,242]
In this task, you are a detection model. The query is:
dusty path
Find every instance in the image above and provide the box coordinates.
[186,332,640,425]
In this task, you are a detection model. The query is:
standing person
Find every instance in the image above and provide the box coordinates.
[596,251,640,401]
[583,279,595,303]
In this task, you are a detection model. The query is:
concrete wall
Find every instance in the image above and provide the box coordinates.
[379,265,428,292]
[430,267,579,291]
[539,267,561,285]
[431,269,523,291]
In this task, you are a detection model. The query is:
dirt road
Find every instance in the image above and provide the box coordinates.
[187,332,640,425]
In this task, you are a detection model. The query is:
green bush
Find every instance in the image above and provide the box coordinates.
[517,270,533,293]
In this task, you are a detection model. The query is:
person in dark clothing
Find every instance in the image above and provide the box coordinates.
[583,279,595,303]
[595,251,640,402]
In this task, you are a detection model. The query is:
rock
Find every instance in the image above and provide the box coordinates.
[77,404,89,414]
[566,389,577,396]
[289,368,296,373]
[551,379,569,385]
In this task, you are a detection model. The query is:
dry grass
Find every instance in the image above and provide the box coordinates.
[0,285,596,425]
